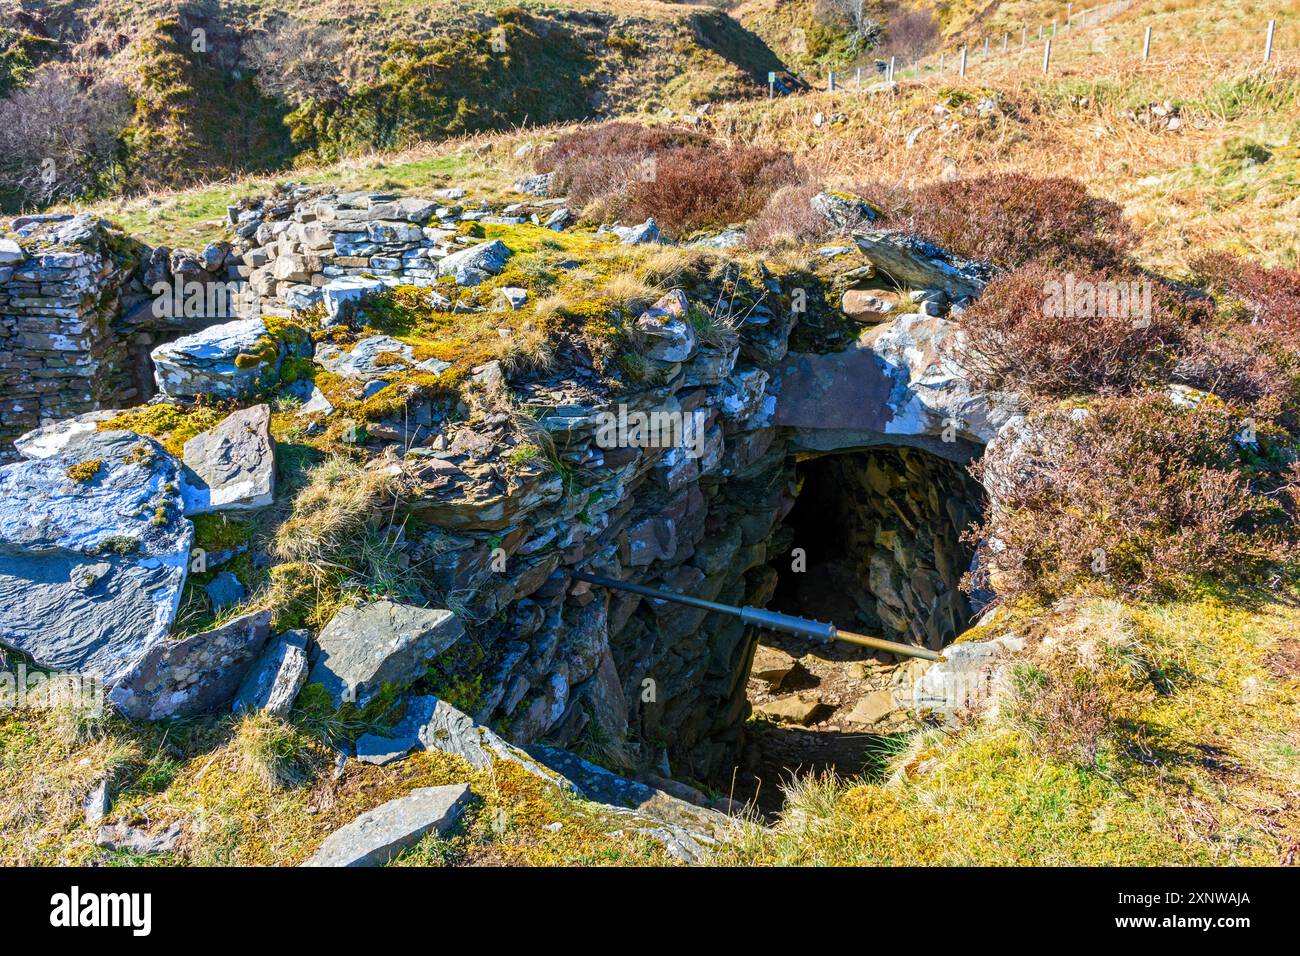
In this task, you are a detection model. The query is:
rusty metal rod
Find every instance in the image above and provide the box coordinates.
[572,570,943,662]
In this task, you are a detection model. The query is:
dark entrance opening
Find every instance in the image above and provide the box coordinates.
[732,444,985,817]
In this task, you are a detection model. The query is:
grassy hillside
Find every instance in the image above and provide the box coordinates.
[710,1,1300,271]
[718,590,1300,865]
[1,0,784,210]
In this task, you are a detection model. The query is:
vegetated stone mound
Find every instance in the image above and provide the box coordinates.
[0,429,192,685]
[2,171,1035,796]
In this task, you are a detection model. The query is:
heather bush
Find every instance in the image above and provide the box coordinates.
[875,173,1137,269]
[968,395,1295,603]
[745,183,831,249]
[955,263,1201,399]
[1007,664,1115,768]
[1181,254,1300,430]
[538,122,803,237]
[1191,252,1300,328]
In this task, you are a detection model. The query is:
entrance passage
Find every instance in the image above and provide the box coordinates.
[733,445,985,816]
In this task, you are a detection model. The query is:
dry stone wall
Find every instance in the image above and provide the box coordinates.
[0,213,246,461]
[0,216,139,460]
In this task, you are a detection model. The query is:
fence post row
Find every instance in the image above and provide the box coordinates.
[815,4,1283,93]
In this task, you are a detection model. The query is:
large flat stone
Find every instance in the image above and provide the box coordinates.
[181,404,275,515]
[0,431,192,686]
[850,230,991,300]
[306,601,464,709]
[303,784,473,867]
[110,610,272,720]
[14,410,120,460]
[774,314,1018,459]
[151,318,305,400]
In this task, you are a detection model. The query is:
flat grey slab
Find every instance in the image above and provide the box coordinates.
[0,430,192,685]
[307,601,463,709]
[303,784,473,867]
[181,404,276,515]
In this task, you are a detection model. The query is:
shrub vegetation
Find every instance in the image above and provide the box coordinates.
[968,395,1297,603]
[537,121,803,237]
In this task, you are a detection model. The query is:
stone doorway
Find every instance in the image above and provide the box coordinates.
[730,444,985,816]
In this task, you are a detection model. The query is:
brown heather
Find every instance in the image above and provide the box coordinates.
[967,394,1296,604]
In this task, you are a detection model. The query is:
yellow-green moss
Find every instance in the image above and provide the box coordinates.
[99,404,226,457]
[65,459,103,483]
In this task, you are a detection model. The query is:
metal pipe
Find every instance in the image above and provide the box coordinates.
[573,570,944,662]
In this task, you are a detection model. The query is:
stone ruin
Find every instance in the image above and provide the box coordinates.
[0,184,1018,811]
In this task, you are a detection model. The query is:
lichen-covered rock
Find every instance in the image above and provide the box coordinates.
[233,628,310,720]
[0,430,191,686]
[14,410,120,459]
[636,290,696,362]
[604,218,661,245]
[526,745,733,863]
[307,600,465,709]
[150,318,307,400]
[436,239,511,284]
[911,631,1026,723]
[774,313,1017,459]
[850,231,992,300]
[315,335,448,382]
[109,610,273,720]
[303,784,473,867]
[181,404,275,515]
[810,190,880,230]
[321,276,385,326]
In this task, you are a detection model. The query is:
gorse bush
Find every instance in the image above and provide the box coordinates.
[968,395,1295,603]
[537,122,804,237]
[955,263,1201,399]
[871,173,1138,270]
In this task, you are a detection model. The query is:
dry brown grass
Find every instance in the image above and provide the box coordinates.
[271,455,397,567]
[705,1,1300,271]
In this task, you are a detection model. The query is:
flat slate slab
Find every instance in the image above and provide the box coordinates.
[14,410,120,460]
[307,600,464,709]
[0,430,192,686]
[181,404,276,515]
[303,784,473,867]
